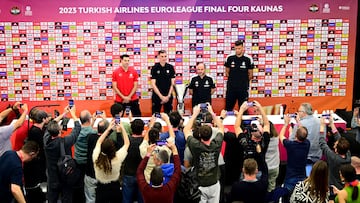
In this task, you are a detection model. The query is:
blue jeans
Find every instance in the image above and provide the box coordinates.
[84,175,97,203]
[122,175,143,203]
[284,177,305,192]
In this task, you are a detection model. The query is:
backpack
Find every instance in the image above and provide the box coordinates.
[176,167,200,202]
[57,138,81,186]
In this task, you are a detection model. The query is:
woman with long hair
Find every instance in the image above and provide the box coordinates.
[333,164,360,203]
[93,120,130,203]
[290,160,330,203]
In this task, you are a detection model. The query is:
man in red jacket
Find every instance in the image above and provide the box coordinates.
[137,143,181,203]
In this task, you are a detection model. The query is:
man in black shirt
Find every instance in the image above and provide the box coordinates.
[122,119,145,203]
[151,50,175,114]
[84,119,109,203]
[188,62,216,108]
[224,40,254,111]
[230,158,268,203]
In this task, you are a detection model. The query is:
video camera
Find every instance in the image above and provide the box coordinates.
[239,123,262,159]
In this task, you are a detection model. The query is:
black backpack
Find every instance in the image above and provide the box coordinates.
[57,138,81,185]
[176,167,200,202]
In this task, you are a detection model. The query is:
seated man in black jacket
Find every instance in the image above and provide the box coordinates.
[230,158,268,203]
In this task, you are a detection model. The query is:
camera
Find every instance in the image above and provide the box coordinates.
[125,106,131,115]
[239,123,263,159]
[226,111,235,116]
[239,134,258,159]
[200,103,208,109]
[322,113,330,119]
[154,112,161,118]
[247,101,254,106]
[68,99,74,108]
[115,114,121,124]
[156,140,167,146]
[250,123,259,132]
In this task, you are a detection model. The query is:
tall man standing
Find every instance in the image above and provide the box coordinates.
[188,62,216,108]
[224,40,254,111]
[151,50,175,114]
[112,54,141,116]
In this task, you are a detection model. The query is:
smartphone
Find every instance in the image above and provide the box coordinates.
[288,113,297,118]
[322,113,330,119]
[54,110,60,117]
[247,101,254,106]
[125,106,131,115]
[19,103,23,108]
[226,111,235,116]
[329,186,334,196]
[154,112,161,118]
[156,140,167,146]
[115,114,121,124]
[200,103,208,109]
[68,99,74,108]
[96,110,103,115]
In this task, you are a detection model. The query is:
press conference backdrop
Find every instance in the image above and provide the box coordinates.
[0,0,357,114]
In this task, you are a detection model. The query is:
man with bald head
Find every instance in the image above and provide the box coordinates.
[74,110,97,202]
[289,103,322,164]
[188,62,216,108]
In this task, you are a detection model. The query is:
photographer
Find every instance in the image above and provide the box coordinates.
[234,101,270,179]
[183,103,224,203]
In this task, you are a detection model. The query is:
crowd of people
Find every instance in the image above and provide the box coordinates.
[1,41,360,203]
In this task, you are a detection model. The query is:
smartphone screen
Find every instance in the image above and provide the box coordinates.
[54,110,60,117]
[200,103,207,109]
[115,114,121,124]
[227,111,235,116]
[125,106,131,115]
[68,99,74,108]
[329,186,334,196]
[154,112,161,118]
[156,140,167,146]
[247,101,254,106]
[96,110,103,115]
